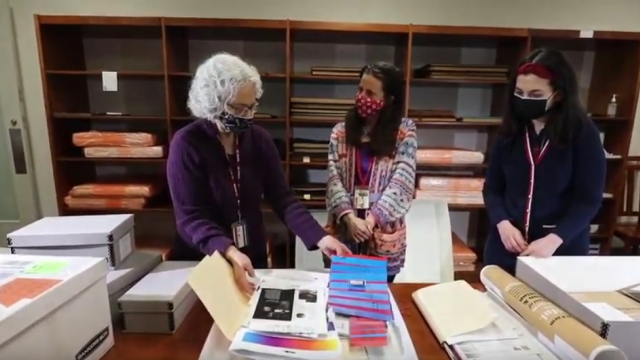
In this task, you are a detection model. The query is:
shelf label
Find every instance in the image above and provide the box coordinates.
[302,156,310,163]
[303,194,311,200]
[579,30,594,38]
[102,71,118,91]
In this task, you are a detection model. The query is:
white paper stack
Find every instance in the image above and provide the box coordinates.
[6,215,135,268]
[117,261,198,334]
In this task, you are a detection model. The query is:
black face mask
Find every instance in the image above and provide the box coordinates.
[219,112,253,133]
[513,95,552,122]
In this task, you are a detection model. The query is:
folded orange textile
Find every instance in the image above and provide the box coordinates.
[417,176,484,192]
[83,146,165,158]
[64,196,147,210]
[68,183,157,198]
[416,148,484,165]
[72,131,157,147]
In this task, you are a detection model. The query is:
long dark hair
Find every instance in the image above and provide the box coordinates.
[499,48,589,145]
[344,62,405,157]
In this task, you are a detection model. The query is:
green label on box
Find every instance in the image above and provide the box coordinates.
[24,260,68,274]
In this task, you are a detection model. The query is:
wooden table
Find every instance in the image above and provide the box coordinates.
[103,283,468,360]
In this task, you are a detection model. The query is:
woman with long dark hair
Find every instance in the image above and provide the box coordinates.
[483,49,606,275]
[326,62,417,283]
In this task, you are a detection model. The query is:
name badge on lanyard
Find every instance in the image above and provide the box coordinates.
[355,150,375,210]
[227,135,249,248]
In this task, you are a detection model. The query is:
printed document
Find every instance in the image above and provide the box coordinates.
[246,280,329,337]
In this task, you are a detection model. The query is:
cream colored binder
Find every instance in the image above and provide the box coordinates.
[411,280,501,344]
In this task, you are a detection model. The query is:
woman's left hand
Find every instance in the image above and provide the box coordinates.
[318,235,352,257]
[521,234,563,258]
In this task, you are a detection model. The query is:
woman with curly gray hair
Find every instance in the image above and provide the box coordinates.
[167,53,349,294]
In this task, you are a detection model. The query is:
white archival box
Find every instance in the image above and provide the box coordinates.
[0,254,113,360]
[106,251,163,321]
[117,261,198,334]
[6,214,135,268]
[517,256,640,356]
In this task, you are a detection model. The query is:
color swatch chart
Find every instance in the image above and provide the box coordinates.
[328,255,392,347]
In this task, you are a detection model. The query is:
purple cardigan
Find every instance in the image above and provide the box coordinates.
[167,119,327,258]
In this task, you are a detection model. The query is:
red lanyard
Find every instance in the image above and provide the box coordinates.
[226,136,242,221]
[356,150,375,186]
[525,132,550,165]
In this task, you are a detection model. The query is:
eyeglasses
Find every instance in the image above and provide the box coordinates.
[226,101,259,117]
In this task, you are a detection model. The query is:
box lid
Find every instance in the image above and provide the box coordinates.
[7,214,134,247]
[0,254,108,346]
[107,251,163,295]
[118,261,197,306]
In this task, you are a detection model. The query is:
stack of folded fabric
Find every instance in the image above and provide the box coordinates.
[328,255,392,347]
[416,148,485,165]
[415,176,484,205]
[72,131,164,158]
[290,97,353,121]
[413,63,509,81]
[64,182,158,210]
[309,66,361,78]
[291,138,328,163]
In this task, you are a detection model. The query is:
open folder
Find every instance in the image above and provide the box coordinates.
[412,280,516,345]
[187,252,251,340]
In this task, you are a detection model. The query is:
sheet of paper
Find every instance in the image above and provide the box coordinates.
[24,260,68,275]
[188,252,250,340]
[0,278,61,307]
[247,284,328,337]
[412,281,496,342]
[101,71,118,91]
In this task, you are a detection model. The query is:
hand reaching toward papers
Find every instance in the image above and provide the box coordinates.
[225,246,256,295]
[318,235,352,257]
[345,214,373,242]
[521,233,563,257]
[497,220,527,253]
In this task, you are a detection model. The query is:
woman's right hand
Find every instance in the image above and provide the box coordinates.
[497,220,527,253]
[224,246,256,295]
[345,214,373,242]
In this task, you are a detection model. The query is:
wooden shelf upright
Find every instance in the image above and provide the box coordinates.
[35,16,640,264]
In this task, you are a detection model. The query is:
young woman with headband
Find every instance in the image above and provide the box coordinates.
[482,49,606,275]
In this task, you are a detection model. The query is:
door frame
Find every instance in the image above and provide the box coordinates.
[0,0,40,236]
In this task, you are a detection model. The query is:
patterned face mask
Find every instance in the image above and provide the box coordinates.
[355,93,385,118]
[218,112,254,133]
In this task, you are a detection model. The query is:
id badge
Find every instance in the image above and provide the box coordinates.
[232,220,248,248]
[354,187,370,210]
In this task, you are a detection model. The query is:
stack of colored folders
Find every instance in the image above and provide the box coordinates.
[328,255,393,347]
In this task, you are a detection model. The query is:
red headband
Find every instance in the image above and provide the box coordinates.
[518,63,553,79]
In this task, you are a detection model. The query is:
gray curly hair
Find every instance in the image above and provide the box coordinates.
[187,52,263,121]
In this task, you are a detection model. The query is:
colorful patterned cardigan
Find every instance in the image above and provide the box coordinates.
[325,118,418,275]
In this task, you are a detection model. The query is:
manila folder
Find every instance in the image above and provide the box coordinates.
[188,252,250,340]
[412,280,495,343]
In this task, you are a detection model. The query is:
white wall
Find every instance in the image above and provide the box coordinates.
[7,0,640,227]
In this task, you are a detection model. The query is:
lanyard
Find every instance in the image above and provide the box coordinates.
[355,149,375,186]
[226,136,242,221]
[525,132,550,165]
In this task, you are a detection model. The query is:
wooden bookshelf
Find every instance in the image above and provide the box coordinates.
[35,16,640,262]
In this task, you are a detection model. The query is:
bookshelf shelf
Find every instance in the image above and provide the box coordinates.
[36,16,640,261]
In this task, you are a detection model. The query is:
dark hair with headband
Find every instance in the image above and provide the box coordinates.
[344,62,406,157]
[499,48,589,145]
